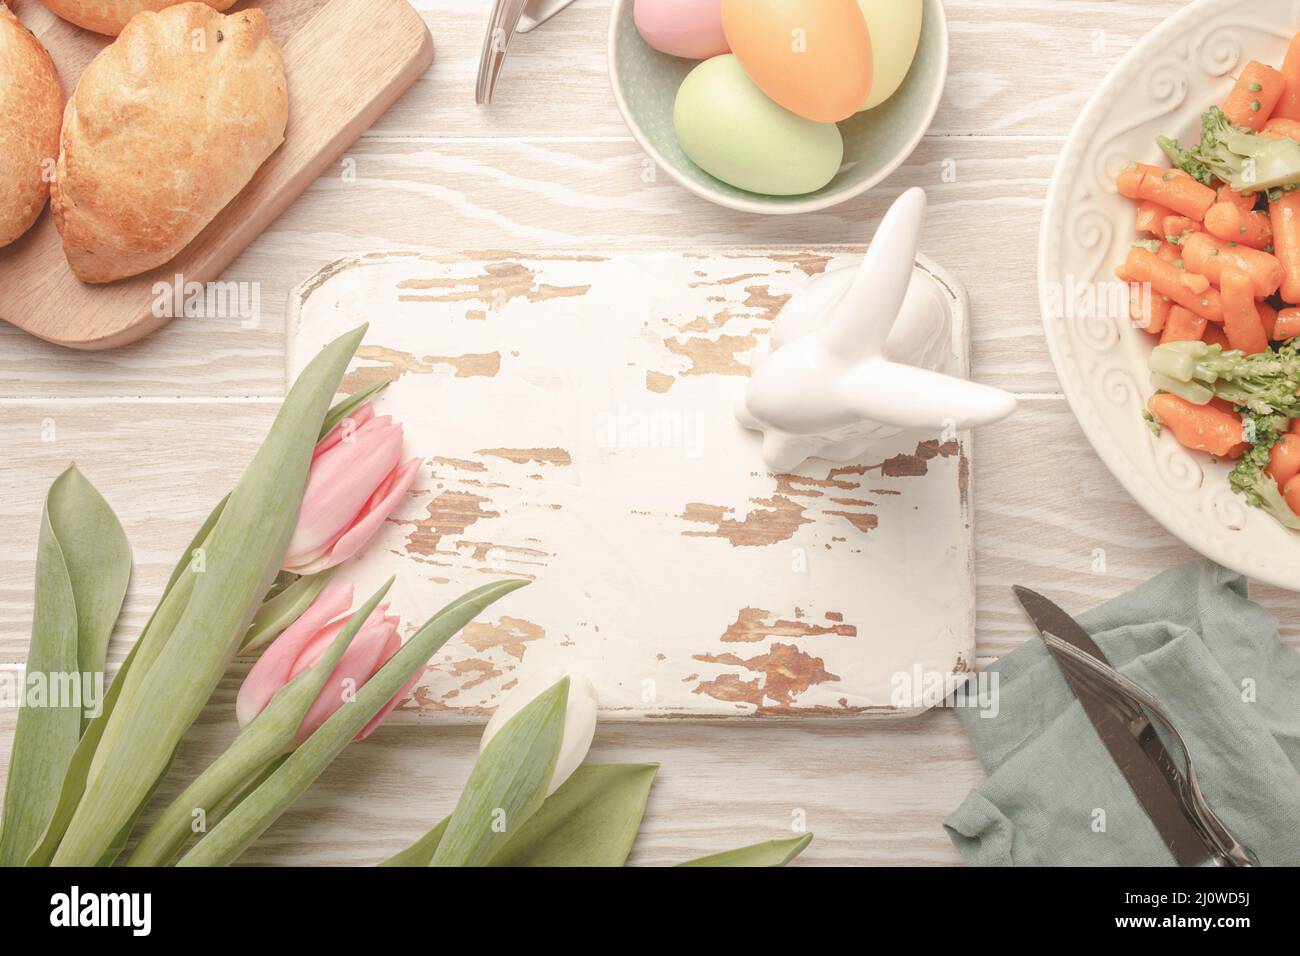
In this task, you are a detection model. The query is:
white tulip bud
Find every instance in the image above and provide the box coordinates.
[480,667,598,795]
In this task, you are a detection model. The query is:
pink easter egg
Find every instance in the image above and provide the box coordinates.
[633,0,729,60]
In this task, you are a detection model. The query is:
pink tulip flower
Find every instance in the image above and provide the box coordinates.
[236,583,424,745]
[282,402,421,575]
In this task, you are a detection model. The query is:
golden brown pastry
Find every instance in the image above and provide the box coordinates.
[40,0,236,37]
[52,3,287,283]
[0,3,63,247]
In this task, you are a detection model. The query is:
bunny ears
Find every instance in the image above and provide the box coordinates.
[737,188,1017,473]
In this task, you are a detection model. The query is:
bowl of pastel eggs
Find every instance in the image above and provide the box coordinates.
[609,0,948,214]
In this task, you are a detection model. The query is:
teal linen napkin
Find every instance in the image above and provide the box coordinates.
[945,560,1300,866]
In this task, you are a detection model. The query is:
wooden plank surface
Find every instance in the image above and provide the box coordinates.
[3,0,1293,866]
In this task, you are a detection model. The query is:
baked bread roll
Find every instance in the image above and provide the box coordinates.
[52,4,287,283]
[40,0,236,37]
[0,3,63,247]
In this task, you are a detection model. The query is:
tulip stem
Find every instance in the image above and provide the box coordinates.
[240,568,336,652]
[317,380,388,439]
[125,578,394,866]
[53,325,368,867]
[178,579,528,867]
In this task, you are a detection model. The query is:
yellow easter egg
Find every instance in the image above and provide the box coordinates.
[858,0,923,111]
[721,0,872,123]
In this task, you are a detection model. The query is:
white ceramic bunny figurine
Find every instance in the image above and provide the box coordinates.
[736,188,1017,473]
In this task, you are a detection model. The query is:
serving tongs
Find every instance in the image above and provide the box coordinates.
[477,0,578,105]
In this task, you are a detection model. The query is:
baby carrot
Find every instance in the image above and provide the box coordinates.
[1156,238,1204,288]
[1123,257,1174,333]
[1182,232,1284,298]
[1262,117,1300,140]
[1261,300,1279,340]
[1285,477,1300,517]
[1223,61,1286,130]
[1203,202,1274,250]
[1276,33,1300,121]
[1117,164,1216,221]
[1276,306,1300,340]
[1116,166,1144,199]
[1217,185,1256,213]
[1221,266,1270,354]
[1148,393,1245,457]
[1203,322,1231,348]
[1131,281,1172,334]
[1269,434,1300,489]
[1270,191,1300,302]
[1162,215,1200,246]
[1208,397,1240,416]
[1122,247,1224,322]
[1137,200,1175,235]
[1292,418,1300,436]
[1159,305,1208,344]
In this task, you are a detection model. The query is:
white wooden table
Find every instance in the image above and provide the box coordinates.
[3,0,1296,866]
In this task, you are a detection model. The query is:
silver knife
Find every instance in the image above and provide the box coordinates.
[1013,586,1217,866]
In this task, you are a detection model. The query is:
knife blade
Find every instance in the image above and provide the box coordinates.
[1012,586,1215,866]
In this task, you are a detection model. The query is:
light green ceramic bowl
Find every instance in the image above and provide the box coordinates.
[608,0,949,215]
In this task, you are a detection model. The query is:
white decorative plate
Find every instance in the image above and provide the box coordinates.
[1040,0,1300,591]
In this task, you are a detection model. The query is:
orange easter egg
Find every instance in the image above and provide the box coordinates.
[721,0,872,123]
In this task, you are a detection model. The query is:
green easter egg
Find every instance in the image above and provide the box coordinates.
[672,55,844,197]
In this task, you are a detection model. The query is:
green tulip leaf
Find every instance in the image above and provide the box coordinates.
[23,495,227,867]
[0,482,81,864]
[380,818,449,867]
[676,833,813,867]
[95,742,179,867]
[488,762,657,867]
[0,467,130,866]
[53,325,367,866]
[177,578,529,867]
[44,467,132,689]
[430,677,568,868]
[381,763,658,867]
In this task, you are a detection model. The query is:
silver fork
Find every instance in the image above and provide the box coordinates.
[1043,634,1259,867]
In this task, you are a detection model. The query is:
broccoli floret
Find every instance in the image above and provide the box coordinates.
[1158,135,1214,186]
[1148,340,1300,417]
[1150,342,1300,526]
[1158,106,1300,193]
[1229,412,1300,529]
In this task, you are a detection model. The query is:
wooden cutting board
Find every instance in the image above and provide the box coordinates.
[0,0,432,350]
[288,249,979,722]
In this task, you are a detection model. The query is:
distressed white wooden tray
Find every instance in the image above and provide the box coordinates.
[288,249,976,722]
